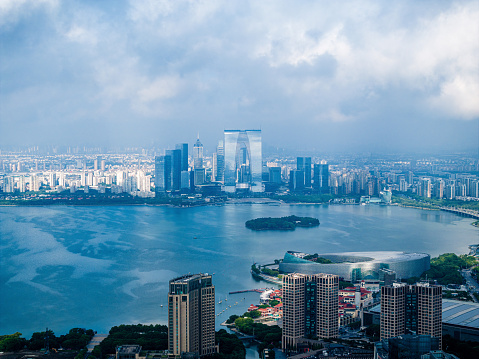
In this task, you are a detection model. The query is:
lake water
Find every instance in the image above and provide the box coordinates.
[1,204,477,340]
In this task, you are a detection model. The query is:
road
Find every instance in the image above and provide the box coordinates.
[461,269,479,303]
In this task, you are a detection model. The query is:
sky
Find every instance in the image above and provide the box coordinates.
[1,0,478,153]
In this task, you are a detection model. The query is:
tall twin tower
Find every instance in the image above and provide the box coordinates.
[155,130,264,194]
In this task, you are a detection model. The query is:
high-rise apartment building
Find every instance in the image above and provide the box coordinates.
[224,130,263,192]
[381,282,442,348]
[282,273,339,351]
[168,274,216,358]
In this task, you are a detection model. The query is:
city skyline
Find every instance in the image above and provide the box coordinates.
[1,1,478,153]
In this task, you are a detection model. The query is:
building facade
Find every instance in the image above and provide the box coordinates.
[313,163,329,193]
[282,273,339,351]
[380,282,442,348]
[168,273,216,358]
[224,130,263,192]
[154,155,172,193]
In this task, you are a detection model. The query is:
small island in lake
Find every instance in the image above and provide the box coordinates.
[245,215,320,231]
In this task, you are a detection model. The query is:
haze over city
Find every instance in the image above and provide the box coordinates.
[1,0,478,153]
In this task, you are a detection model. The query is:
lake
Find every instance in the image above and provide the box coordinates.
[0,203,476,338]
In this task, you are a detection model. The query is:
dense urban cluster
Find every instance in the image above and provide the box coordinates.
[2,131,479,207]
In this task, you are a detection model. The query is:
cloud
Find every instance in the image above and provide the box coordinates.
[1,0,478,150]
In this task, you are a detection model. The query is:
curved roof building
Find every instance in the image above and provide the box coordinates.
[279,251,430,281]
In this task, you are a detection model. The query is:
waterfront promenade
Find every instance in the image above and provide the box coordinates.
[440,207,479,220]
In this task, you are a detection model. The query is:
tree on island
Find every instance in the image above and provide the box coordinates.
[245,215,319,231]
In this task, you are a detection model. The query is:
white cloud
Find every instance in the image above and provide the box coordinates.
[65,25,97,45]
[431,76,479,119]
[138,75,182,103]
[2,0,478,149]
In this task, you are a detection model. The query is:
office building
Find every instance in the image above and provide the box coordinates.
[282,273,339,351]
[155,155,172,193]
[224,130,263,192]
[381,282,442,348]
[289,169,304,191]
[168,273,216,358]
[374,334,440,359]
[297,157,312,188]
[176,143,189,172]
[212,141,224,183]
[313,162,329,193]
[194,168,205,186]
[168,149,182,191]
[193,137,204,170]
[268,166,282,184]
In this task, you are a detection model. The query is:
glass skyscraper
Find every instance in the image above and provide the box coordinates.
[154,155,172,193]
[224,130,263,192]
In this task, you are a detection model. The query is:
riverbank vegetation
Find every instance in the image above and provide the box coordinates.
[251,264,282,281]
[271,193,334,203]
[245,215,319,231]
[393,192,479,212]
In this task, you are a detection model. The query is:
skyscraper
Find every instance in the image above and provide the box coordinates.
[381,282,442,348]
[168,149,182,191]
[313,162,329,193]
[297,157,312,188]
[193,137,204,170]
[176,143,189,172]
[154,155,172,193]
[212,141,225,183]
[168,273,216,358]
[282,273,339,351]
[224,130,263,192]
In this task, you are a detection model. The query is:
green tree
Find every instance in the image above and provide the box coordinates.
[29,329,60,350]
[91,345,102,359]
[211,329,245,359]
[226,315,239,324]
[269,300,280,307]
[0,333,27,352]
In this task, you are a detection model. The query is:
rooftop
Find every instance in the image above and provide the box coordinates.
[442,299,479,329]
[169,273,210,284]
[286,251,429,264]
[368,299,479,329]
[116,345,141,354]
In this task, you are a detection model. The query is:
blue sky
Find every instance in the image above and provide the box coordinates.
[1,0,478,152]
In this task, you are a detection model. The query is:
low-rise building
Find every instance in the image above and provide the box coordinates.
[116,345,141,359]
